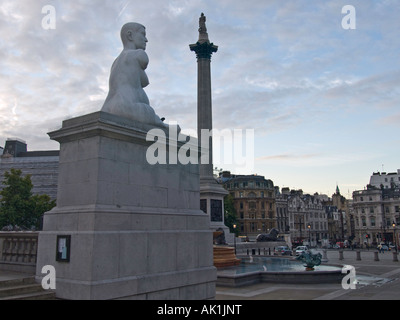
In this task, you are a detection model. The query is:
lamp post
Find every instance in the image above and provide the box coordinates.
[393,222,397,253]
[307,224,311,247]
[233,224,237,255]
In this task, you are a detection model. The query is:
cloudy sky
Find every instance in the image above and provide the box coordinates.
[0,0,399,197]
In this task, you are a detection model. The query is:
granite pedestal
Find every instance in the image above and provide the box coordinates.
[35,111,216,300]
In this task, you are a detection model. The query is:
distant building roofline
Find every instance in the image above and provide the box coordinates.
[6,137,27,144]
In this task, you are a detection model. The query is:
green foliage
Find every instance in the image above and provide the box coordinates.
[224,193,238,236]
[0,169,56,230]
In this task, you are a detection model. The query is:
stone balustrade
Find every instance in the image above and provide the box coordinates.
[0,232,38,273]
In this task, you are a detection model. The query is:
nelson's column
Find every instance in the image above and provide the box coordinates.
[190,13,233,244]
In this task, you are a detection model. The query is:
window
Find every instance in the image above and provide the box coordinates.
[362,217,366,227]
[261,191,264,198]
[370,217,376,227]
[240,202,243,209]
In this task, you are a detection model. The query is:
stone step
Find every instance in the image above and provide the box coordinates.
[0,290,56,300]
[0,276,56,300]
[0,283,44,298]
[0,276,36,288]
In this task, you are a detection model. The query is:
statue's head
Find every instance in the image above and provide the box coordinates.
[270,228,279,236]
[121,22,147,50]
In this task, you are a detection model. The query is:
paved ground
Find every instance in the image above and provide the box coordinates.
[2,249,399,300]
[216,249,400,300]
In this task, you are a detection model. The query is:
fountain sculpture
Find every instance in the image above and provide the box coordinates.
[296,251,322,271]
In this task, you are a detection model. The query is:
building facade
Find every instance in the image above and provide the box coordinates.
[222,173,277,240]
[0,139,59,200]
[330,186,352,241]
[369,170,400,189]
[275,187,290,235]
[284,189,328,247]
[352,186,400,247]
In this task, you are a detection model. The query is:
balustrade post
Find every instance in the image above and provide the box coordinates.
[0,235,4,261]
[356,250,361,261]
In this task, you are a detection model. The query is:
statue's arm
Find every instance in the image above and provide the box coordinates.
[136,49,149,70]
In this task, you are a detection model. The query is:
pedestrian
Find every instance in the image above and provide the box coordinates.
[378,244,382,253]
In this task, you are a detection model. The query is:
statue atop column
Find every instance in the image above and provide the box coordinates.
[101,22,166,127]
[198,13,209,43]
[190,13,218,60]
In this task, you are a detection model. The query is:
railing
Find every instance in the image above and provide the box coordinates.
[0,232,38,271]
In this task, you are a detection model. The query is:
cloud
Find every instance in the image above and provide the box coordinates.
[0,0,399,195]
[377,112,400,126]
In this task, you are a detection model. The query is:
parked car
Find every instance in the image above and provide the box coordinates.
[377,244,389,251]
[295,246,309,256]
[274,246,292,256]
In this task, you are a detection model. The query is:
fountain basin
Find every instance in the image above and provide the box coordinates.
[217,256,343,287]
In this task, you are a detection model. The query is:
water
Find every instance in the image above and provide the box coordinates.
[218,256,341,275]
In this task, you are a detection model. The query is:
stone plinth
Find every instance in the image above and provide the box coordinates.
[213,246,241,269]
[35,111,216,300]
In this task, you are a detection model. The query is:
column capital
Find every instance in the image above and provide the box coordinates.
[189,41,218,60]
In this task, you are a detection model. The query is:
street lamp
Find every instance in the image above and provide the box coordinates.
[393,222,397,253]
[307,224,311,247]
[233,224,237,255]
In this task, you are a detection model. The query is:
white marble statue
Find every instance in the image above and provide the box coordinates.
[102,22,166,127]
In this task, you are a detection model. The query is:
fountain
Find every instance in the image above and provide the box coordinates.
[216,252,343,287]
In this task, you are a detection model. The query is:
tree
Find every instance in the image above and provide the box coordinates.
[224,193,238,236]
[0,169,56,230]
